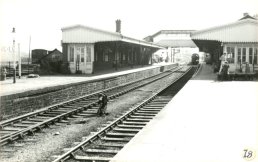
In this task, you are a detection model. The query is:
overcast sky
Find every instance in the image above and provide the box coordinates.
[0,0,257,58]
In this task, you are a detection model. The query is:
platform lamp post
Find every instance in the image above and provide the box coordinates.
[12,27,16,83]
[18,43,21,79]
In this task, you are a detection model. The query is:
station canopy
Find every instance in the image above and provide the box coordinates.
[191,17,258,43]
[61,24,164,49]
[156,39,197,48]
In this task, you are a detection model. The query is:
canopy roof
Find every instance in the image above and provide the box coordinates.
[151,30,195,38]
[191,18,258,43]
[156,39,197,48]
[62,25,164,48]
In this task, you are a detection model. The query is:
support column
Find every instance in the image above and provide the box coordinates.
[223,44,227,54]
[234,46,238,67]
[246,47,249,63]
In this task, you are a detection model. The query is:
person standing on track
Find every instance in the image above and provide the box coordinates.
[97,93,108,116]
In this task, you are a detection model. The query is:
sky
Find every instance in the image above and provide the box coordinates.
[0,0,257,60]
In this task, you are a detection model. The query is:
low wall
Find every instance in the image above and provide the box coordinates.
[0,64,177,120]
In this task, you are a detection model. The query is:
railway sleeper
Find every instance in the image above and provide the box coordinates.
[122,121,147,125]
[143,106,166,110]
[85,148,119,154]
[129,115,153,119]
[12,123,32,127]
[117,124,144,129]
[85,109,98,112]
[62,105,79,108]
[49,109,70,113]
[57,120,69,123]
[26,118,46,122]
[45,111,64,115]
[103,137,130,142]
[21,121,39,124]
[113,128,141,133]
[75,114,95,117]
[72,103,91,106]
[80,111,97,115]
[125,118,151,122]
[133,113,156,117]
[0,132,10,138]
[1,127,22,131]
[106,132,135,138]
[150,100,169,103]
[74,155,111,161]
[38,113,59,117]
[148,103,168,106]
[142,106,163,109]
[153,98,171,101]
[96,143,124,148]
[138,109,161,112]
[137,110,159,114]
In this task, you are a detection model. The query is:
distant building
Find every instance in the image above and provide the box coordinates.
[145,30,200,64]
[39,49,63,62]
[39,49,63,73]
[191,13,258,72]
[31,49,48,64]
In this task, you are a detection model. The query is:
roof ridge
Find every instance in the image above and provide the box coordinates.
[192,18,258,35]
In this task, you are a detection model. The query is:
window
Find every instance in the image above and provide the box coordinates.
[123,53,126,61]
[226,47,230,54]
[69,46,74,62]
[116,52,120,61]
[76,47,80,62]
[254,48,257,65]
[104,53,109,62]
[226,47,235,63]
[86,46,91,62]
[81,48,85,62]
[249,48,253,64]
[237,48,241,63]
[95,52,98,61]
[242,48,246,63]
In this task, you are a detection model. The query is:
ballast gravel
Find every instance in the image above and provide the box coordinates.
[0,71,186,162]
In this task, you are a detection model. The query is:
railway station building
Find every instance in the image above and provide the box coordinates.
[61,20,164,74]
[191,13,258,72]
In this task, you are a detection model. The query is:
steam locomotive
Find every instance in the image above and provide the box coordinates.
[191,53,199,65]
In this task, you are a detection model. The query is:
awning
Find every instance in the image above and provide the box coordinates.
[62,25,164,49]
[156,39,197,48]
[191,18,258,43]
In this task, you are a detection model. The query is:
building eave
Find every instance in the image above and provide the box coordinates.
[62,24,164,49]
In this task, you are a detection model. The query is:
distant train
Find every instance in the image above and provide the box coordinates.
[191,53,199,65]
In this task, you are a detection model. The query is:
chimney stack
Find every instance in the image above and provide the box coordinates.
[116,19,121,33]
[243,13,249,17]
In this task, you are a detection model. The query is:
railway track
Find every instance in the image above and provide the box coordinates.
[0,66,183,146]
[51,66,195,162]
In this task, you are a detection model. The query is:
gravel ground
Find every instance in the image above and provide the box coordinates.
[0,70,186,162]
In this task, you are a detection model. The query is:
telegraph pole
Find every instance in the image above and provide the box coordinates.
[28,36,31,74]
[12,27,16,83]
[18,43,21,78]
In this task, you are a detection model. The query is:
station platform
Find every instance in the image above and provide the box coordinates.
[111,64,258,162]
[0,63,169,96]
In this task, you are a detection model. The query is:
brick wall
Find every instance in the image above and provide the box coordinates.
[0,64,178,120]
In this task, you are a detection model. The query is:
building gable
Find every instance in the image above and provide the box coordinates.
[62,25,122,43]
[191,19,258,43]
